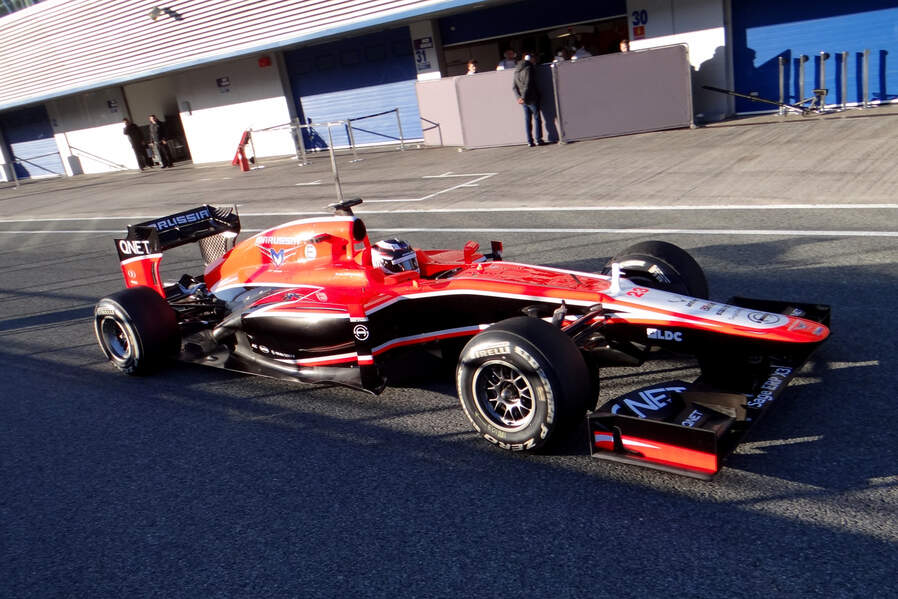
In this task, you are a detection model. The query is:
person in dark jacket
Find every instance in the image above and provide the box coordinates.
[122,118,149,170]
[512,54,544,147]
[148,114,173,168]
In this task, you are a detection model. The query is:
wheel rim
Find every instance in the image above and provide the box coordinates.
[472,361,536,431]
[100,316,132,362]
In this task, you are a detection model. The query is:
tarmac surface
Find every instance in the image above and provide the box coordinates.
[1,105,897,598]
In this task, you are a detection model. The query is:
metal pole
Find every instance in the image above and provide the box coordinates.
[345,119,360,162]
[819,52,829,108]
[248,131,257,168]
[778,56,785,116]
[840,51,848,110]
[326,123,343,203]
[394,108,405,151]
[862,49,870,108]
[294,117,309,166]
[798,55,808,104]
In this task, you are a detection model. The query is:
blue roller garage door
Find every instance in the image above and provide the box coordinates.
[0,104,64,178]
[731,0,898,113]
[284,27,421,149]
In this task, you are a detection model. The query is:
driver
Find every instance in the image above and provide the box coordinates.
[372,238,419,274]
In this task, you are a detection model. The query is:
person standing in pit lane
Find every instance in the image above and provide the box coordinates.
[512,53,545,148]
[122,118,149,170]
[148,114,173,169]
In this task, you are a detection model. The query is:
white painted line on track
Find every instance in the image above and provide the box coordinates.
[364,228,898,237]
[2,203,897,223]
[2,228,897,238]
[421,172,497,178]
[364,173,497,203]
[366,203,898,213]
[0,216,163,222]
[240,203,898,216]
[0,230,127,234]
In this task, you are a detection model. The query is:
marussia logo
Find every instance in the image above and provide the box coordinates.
[262,246,298,266]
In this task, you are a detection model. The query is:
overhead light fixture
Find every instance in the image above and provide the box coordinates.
[149,6,183,21]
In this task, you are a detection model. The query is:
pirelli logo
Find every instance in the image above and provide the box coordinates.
[470,342,510,359]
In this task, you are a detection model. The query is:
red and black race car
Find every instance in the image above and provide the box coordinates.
[94,198,830,479]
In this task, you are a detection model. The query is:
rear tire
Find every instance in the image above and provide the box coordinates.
[94,286,180,375]
[456,316,590,452]
[604,240,708,299]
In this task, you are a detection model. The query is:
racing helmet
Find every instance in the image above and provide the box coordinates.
[372,239,419,274]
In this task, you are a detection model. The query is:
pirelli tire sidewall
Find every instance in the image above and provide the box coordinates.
[94,286,180,375]
[456,316,590,452]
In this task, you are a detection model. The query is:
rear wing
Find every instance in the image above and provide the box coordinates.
[114,205,240,295]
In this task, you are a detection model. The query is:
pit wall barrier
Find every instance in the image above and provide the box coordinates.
[416,45,693,149]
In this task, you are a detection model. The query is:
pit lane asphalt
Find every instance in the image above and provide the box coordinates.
[2,107,897,598]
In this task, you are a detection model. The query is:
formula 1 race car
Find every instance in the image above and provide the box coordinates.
[94,199,830,478]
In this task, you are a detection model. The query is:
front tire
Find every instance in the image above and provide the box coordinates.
[604,240,708,298]
[456,316,590,452]
[94,286,180,375]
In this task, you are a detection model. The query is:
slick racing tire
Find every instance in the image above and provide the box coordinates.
[94,286,180,375]
[604,240,709,299]
[456,316,590,452]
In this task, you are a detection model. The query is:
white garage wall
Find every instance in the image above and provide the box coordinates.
[43,55,300,173]
[0,128,12,182]
[47,87,138,175]
[174,56,296,164]
[54,123,139,174]
[626,0,730,121]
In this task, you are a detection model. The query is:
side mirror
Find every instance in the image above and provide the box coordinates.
[463,240,480,263]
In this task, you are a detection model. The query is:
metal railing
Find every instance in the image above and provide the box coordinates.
[246,107,408,203]
[251,107,406,166]
[346,107,406,154]
[419,117,442,146]
[68,146,128,170]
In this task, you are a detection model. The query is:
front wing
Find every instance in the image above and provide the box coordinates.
[588,298,830,479]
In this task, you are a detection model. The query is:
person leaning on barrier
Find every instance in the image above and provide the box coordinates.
[554,47,572,63]
[512,54,545,148]
[122,118,149,170]
[571,38,592,60]
[496,48,517,70]
[148,114,173,169]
